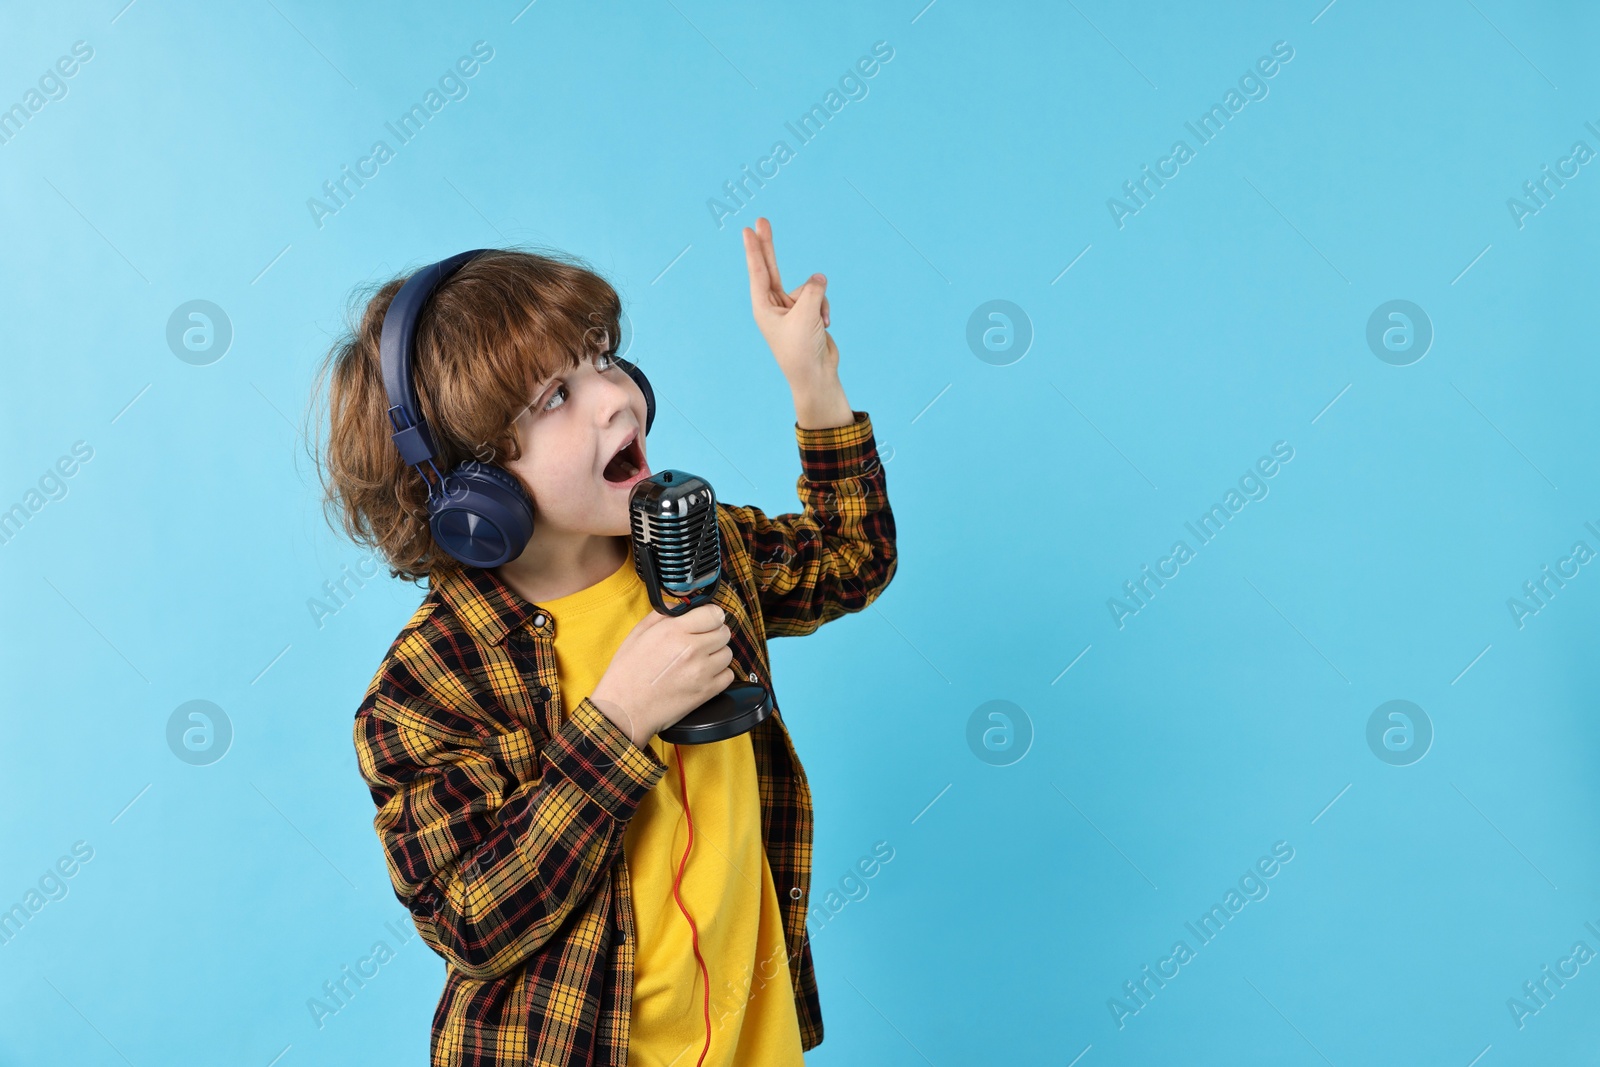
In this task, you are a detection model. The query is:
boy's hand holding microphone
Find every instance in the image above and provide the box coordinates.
[590,605,734,750]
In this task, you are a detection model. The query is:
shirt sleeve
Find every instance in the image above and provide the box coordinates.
[717,409,898,640]
[354,684,666,982]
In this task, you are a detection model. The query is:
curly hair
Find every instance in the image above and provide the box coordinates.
[307,247,624,584]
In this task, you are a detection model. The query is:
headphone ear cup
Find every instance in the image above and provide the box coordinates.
[428,463,534,569]
[616,356,655,435]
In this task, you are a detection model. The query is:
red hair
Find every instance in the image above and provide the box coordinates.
[307,248,623,583]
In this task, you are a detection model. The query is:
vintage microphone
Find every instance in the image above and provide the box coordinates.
[627,469,773,745]
[628,469,771,1064]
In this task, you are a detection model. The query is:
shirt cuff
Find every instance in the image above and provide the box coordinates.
[794,410,880,483]
[545,696,667,823]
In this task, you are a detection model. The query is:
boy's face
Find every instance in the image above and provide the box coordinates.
[501,350,651,537]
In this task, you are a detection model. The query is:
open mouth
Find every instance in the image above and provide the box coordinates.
[602,432,647,485]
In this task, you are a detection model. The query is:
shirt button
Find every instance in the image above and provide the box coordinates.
[789,887,802,900]
[534,686,551,700]
[533,614,547,627]
[748,671,759,683]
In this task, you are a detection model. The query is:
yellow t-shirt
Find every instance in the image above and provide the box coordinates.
[537,539,804,1067]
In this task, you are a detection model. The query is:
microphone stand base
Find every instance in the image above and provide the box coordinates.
[658,683,773,745]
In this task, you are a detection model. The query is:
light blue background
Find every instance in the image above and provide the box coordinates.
[2,1,1598,1064]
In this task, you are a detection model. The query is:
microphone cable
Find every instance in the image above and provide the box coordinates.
[669,743,713,1067]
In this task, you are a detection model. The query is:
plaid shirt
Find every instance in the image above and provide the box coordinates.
[352,411,896,1066]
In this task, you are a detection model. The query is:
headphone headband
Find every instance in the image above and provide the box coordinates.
[379,248,490,474]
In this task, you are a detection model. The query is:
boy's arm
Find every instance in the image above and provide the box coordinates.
[719,408,897,639]
[730,218,896,637]
[354,672,665,982]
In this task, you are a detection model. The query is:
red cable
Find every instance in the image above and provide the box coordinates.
[670,744,713,1067]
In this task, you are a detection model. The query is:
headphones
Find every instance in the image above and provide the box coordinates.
[378,248,655,569]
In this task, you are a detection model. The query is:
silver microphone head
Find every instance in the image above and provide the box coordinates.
[627,470,720,613]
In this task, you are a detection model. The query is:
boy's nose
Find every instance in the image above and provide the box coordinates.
[594,367,637,423]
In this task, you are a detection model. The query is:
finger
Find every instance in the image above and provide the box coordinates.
[681,602,728,633]
[697,624,733,656]
[742,227,771,310]
[758,217,786,299]
[820,293,830,328]
[759,219,793,309]
[792,273,827,320]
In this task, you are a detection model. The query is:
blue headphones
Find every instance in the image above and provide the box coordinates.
[378,248,655,569]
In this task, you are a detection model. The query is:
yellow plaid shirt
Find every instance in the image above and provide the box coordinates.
[352,411,897,1066]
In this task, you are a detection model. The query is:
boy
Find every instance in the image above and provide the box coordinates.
[318,218,897,1066]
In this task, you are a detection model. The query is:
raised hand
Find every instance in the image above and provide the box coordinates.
[742,216,838,391]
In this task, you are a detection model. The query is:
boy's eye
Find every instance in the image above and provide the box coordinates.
[539,352,620,413]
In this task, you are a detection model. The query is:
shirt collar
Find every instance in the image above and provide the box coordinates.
[428,565,542,646]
